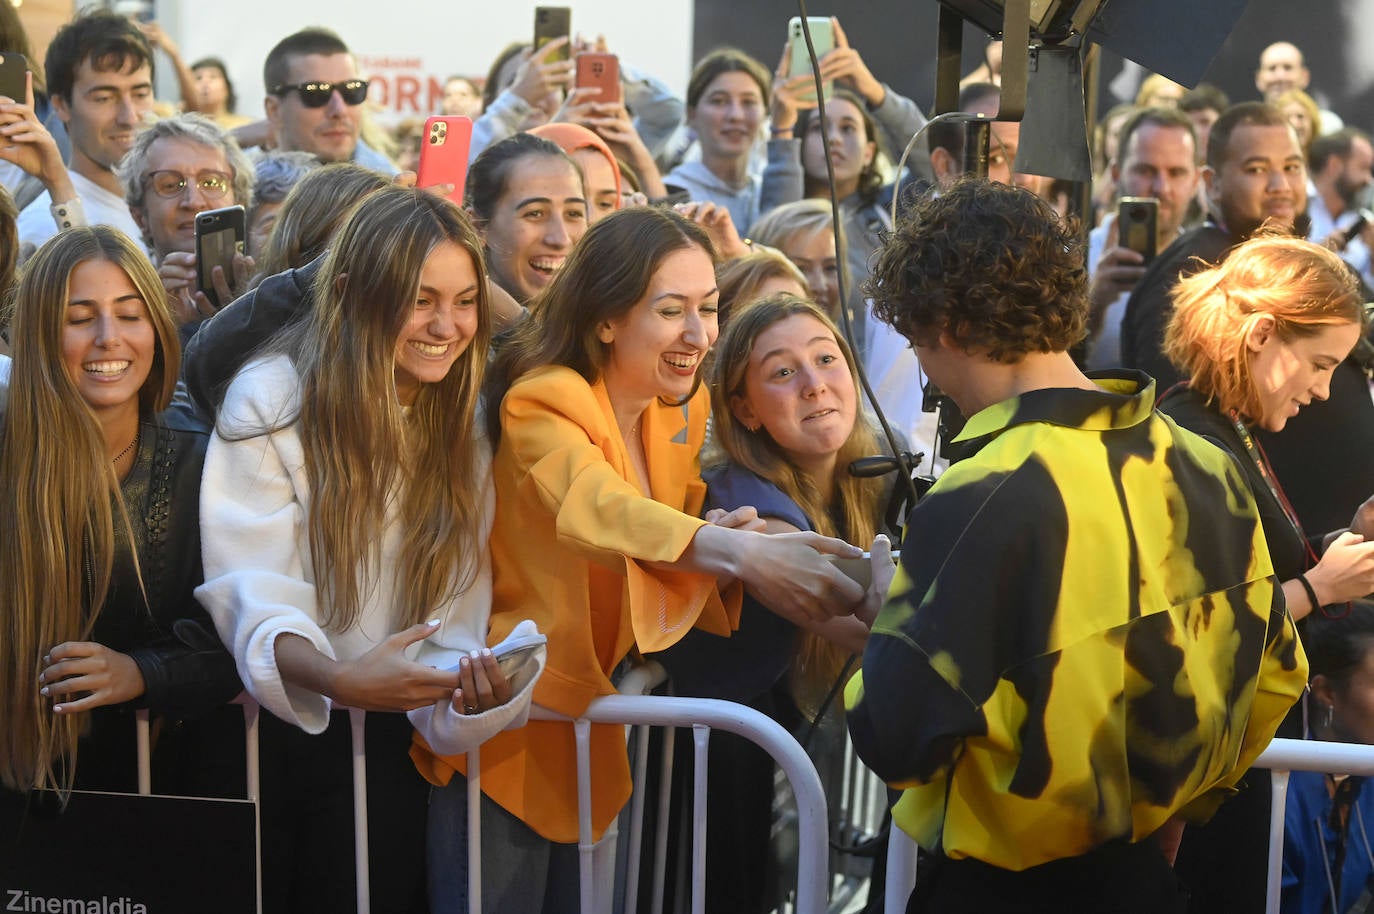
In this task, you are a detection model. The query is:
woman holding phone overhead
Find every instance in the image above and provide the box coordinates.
[0,226,240,800]
[414,206,871,913]
[196,187,541,914]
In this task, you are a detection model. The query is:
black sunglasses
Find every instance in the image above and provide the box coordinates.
[270,79,369,108]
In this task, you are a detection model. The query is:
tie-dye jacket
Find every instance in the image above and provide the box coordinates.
[845,370,1308,871]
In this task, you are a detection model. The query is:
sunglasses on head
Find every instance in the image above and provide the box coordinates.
[270,79,370,108]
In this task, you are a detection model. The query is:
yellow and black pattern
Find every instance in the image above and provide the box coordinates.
[845,371,1308,872]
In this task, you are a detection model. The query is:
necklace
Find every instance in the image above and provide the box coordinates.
[112,430,139,465]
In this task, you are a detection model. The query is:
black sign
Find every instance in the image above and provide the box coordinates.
[0,790,257,913]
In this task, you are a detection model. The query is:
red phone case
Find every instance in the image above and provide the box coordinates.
[416,116,473,206]
[574,53,620,105]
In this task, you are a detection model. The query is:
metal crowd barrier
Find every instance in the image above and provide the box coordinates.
[134,673,832,914]
[877,737,1374,914]
[1258,738,1374,914]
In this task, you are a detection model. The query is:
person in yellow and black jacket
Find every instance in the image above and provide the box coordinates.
[844,179,1309,914]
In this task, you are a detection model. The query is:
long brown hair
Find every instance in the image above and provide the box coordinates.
[251,163,390,286]
[229,186,492,632]
[0,227,179,792]
[709,293,883,705]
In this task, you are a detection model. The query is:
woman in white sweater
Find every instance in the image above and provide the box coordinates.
[196,186,541,914]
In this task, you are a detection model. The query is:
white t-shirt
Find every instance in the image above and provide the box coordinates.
[16,170,147,254]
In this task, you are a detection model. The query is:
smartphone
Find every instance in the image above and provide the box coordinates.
[416,116,472,205]
[1118,197,1158,264]
[788,16,835,103]
[825,550,900,590]
[493,632,548,693]
[574,53,621,105]
[1340,208,1374,251]
[534,7,572,62]
[194,205,246,310]
[0,53,27,103]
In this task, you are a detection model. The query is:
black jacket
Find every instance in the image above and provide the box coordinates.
[182,257,322,419]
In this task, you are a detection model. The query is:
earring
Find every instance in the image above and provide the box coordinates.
[1323,702,1335,731]
[745,423,759,433]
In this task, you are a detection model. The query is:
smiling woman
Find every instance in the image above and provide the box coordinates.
[415,206,876,912]
[466,132,588,304]
[653,294,893,910]
[0,226,241,800]
[196,186,542,912]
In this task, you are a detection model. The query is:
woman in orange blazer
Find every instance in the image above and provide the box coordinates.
[414,206,870,913]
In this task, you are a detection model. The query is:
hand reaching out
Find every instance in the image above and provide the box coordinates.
[855,534,896,628]
[705,505,768,532]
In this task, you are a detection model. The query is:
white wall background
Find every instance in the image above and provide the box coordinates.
[167,1,695,125]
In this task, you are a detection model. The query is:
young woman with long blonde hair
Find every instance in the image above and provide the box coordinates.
[0,226,240,797]
[196,186,540,913]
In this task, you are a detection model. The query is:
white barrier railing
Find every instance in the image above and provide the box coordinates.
[1257,738,1374,914]
[135,698,263,912]
[135,681,832,914]
[878,737,1374,914]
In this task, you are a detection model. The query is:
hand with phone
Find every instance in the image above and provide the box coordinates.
[452,649,513,716]
[507,37,575,124]
[0,66,75,206]
[416,116,471,205]
[769,51,818,142]
[820,18,887,108]
[558,91,669,200]
[853,535,897,629]
[156,206,254,324]
[1087,207,1153,333]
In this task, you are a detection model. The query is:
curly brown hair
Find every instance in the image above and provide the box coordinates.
[866,179,1088,362]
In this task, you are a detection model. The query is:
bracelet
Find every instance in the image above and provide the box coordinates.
[1296,573,1322,612]
[770,127,794,138]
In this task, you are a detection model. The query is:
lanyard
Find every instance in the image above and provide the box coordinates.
[1226,409,1320,569]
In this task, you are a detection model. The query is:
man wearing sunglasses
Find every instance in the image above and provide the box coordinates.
[262,28,397,175]
[117,112,255,326]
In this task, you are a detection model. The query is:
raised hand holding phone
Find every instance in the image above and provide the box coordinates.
[416,116,471,205]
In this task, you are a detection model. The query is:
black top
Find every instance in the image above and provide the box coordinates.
[1256,358,1374,537]
[182,257,322,419]
[79,415,242,792]
[1157,386,1308,582]
[1121,221,1234,389]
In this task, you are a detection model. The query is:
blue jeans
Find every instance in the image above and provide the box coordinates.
[427,774,580,914]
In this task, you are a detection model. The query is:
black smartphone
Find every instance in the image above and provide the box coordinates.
[1118,197,1158,264]
[194,205,246,309]
[1341,208,1374,251]
[0,52,27,102]
[533,7,572,62]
